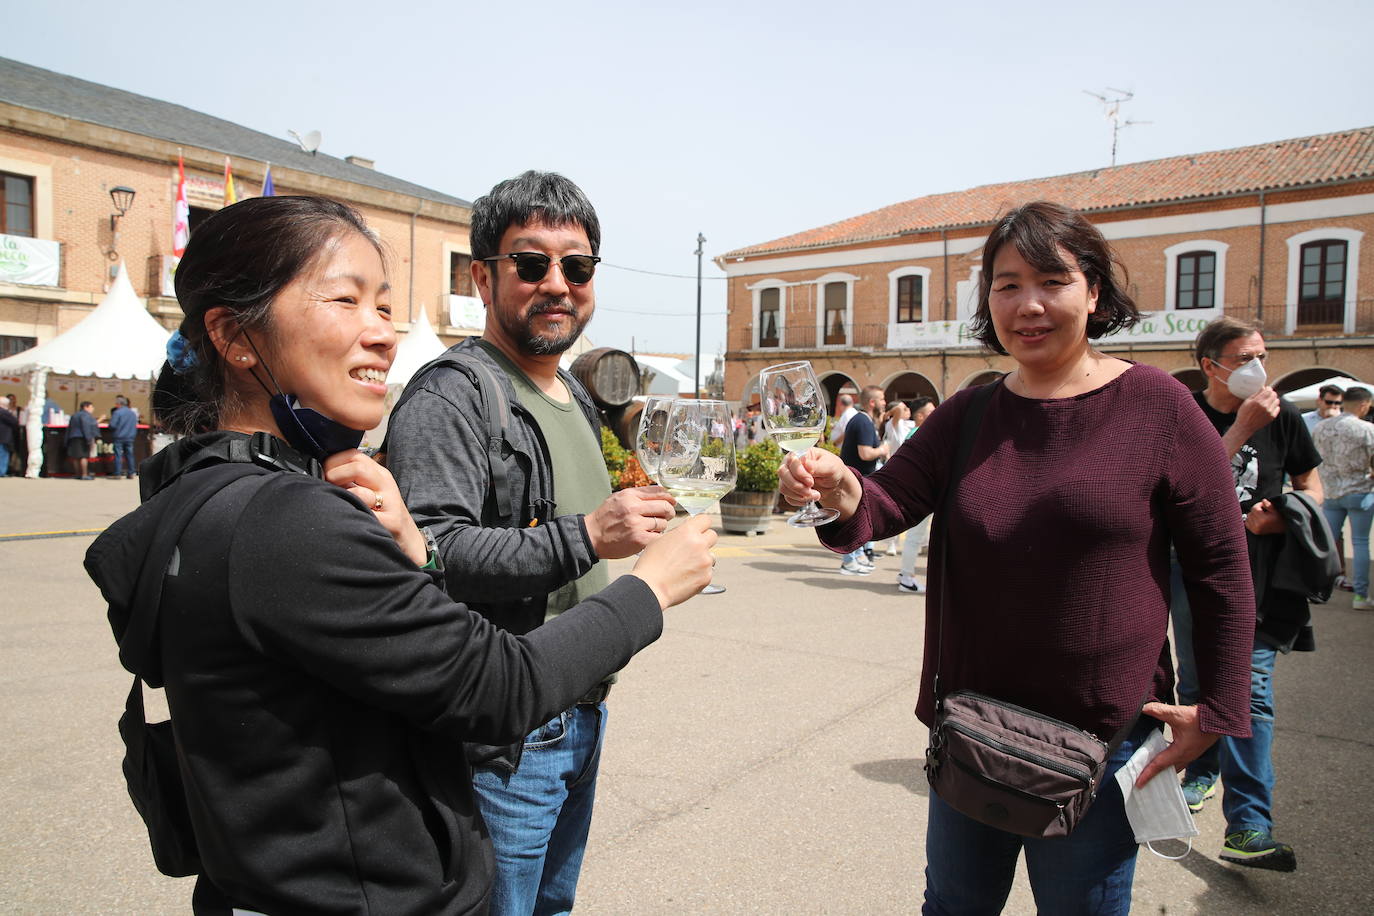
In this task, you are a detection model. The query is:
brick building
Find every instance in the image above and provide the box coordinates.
[0,56,481,377]
[718,127,1374,408]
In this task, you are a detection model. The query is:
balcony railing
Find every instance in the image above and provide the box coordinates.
[749,322,894,351]
[742,302,1374,353]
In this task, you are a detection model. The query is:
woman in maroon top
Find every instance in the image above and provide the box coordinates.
[780,202,1254,914]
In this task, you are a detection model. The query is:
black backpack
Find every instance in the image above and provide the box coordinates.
[102,436,314,876]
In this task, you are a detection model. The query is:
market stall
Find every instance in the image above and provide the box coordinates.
[0,262,170,477]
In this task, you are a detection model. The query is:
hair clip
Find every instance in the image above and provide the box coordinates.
[167,329,199,375]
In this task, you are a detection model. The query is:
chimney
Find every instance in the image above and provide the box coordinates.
[345,155,375,170]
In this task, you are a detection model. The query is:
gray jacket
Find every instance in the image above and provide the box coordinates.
[386,338,603,637]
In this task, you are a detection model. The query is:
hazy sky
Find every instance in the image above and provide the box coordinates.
[6,0,1372,361]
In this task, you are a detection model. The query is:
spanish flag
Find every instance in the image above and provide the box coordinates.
[223,156,238,206]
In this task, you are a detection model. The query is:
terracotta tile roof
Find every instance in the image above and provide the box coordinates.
[724,126,1374,259]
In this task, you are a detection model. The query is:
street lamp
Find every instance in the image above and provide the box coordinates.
[694,232,705,398]
[109,186,136,231]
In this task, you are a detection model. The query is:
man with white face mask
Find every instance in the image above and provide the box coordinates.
[1169,316,1322,873]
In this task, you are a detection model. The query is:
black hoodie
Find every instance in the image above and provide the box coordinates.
[85,431,662,915]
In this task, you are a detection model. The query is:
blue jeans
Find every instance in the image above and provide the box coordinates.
[1170,561,1275,834]
[1323,492,1374,597]
[0,442,10,476]
[472,702,607,916]
[112,439,136,477]
[922,717,1154,915]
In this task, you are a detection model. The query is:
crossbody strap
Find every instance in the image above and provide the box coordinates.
[932,380,1000,705]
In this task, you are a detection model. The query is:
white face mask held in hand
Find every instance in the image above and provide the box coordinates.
[1113,729,1200,859]
[1214,357,1267,400]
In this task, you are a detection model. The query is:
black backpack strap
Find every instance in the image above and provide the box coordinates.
[119,465,273,877]
[120,463,270,678]
[383,352,519,526]
[462,358,516,525]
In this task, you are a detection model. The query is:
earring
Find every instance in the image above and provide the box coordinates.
[236,356,249,362]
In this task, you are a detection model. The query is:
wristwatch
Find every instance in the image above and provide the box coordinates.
[420,526,444,572]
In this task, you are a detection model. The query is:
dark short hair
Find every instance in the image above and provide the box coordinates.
[969,201,1139,355]
[1318,384,1345,399]
[79,401,93,410]
[1193,316,1262,367]
[154,196,381,435]
[910,396,935,413]
[468,170,601,261]
[1345,386,1372,404]
[114,395,130,407]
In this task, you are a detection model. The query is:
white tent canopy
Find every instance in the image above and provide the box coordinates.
[362,306,448,449]
[635,354,696,395]
[0,262,170,379]
[387,305,447,390]
[1283,375,1366,409]
[0,262,170,477]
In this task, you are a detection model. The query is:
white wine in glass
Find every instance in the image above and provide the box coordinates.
[658,400,736,517]
[758,360,840,527]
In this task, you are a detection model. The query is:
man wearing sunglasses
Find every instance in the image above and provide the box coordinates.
[1301,383,1344,434]
[386,171,678,915]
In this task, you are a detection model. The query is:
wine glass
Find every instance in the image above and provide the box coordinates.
[658,399,736,517]
[759,360,840,527]
[634,395,675,484]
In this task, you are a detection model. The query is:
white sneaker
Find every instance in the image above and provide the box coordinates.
[885,543,899,556]
[840,559,873,576]
[857,554,876,569]
[897,575,924,594]
[1354,594,1373,610]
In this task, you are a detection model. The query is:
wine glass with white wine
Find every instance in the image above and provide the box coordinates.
[658,399,736,517]
[759,360,841,527]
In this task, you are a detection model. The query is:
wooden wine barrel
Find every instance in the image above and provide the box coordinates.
[570,347,639,409]
[613,402,643,449]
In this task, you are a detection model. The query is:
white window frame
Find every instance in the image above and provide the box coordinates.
[1284,227,1363,334]
[888,266,932,325]
[1163,240,1228,311]
[747,278,787,349]
[815,271,858,348]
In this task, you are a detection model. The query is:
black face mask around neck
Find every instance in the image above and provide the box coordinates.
[243,333,365,461]
[267,394,364,461]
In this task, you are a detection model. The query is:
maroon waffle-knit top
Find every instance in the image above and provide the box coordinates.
[820,363,1255,740]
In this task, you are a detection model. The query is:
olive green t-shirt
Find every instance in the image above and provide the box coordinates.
[477,341,611,620]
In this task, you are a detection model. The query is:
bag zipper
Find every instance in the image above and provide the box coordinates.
[947,755,1069,814]
[952,690,1108,750]
[941,720,1093,785]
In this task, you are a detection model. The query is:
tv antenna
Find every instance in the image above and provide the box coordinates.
[1082,88,1150,166]
[287,129,322,155]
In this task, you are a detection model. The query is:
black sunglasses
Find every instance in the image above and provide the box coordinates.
[1323,399,1344,407]
[479,252,601,285]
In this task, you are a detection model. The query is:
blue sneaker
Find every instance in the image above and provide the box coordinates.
[1181,775,1217,813]
[1221,829,1297,872]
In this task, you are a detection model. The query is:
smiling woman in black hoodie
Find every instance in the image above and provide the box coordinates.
[84,196,715,915]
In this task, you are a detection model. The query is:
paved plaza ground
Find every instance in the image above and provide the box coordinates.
[2,474,1371,914]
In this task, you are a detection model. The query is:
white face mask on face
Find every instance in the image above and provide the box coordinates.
[1213,356,1267,400]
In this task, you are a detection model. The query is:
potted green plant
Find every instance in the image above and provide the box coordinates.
[719,438,784,535]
